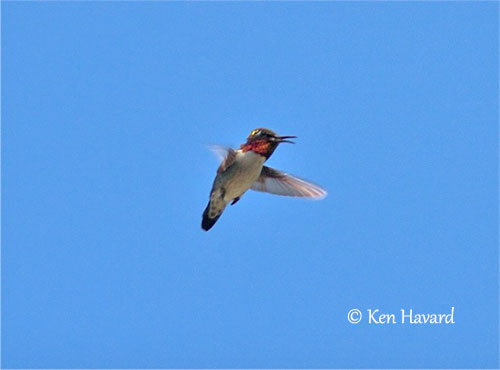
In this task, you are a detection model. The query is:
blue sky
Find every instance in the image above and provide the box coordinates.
[2,2,498,368]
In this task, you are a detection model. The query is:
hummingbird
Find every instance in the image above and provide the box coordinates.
[201,128,327,231]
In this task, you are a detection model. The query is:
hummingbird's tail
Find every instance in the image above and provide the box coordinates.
[202,187,229,231]
[202,204,221,231]
[201,197,228,231]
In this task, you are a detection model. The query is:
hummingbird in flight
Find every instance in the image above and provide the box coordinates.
[202,128,327,231]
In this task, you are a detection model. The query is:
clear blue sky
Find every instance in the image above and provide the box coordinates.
[3,2,498,368]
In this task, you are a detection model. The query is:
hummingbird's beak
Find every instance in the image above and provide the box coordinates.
[275,135,297,144]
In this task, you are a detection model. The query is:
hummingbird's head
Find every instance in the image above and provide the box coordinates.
[241,128,296,159]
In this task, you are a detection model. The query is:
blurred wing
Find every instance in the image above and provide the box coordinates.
[208,145,231,161]
[207,145,237,174]
[251,166,327,199]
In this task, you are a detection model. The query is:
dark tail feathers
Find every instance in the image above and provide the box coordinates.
[201,203,221,231]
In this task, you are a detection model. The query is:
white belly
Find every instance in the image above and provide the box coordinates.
[224,150,265,201]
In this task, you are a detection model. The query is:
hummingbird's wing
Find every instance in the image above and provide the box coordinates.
[208,145,231,161]
[250,166,327,199]
[217,149,237,174]
[207,145,237,174]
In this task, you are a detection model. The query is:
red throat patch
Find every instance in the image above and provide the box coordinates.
[240,141,271,157]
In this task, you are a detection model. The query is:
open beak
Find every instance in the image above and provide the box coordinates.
[275,135,297,144]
